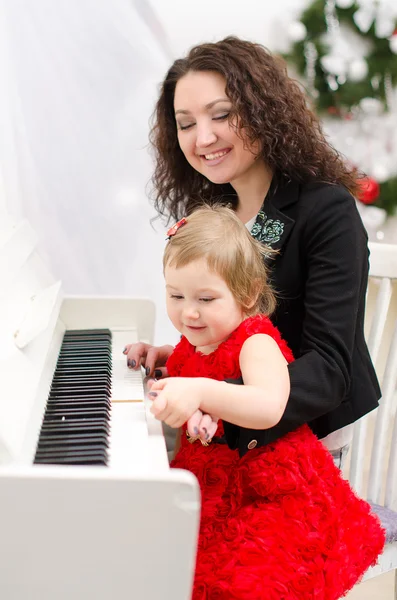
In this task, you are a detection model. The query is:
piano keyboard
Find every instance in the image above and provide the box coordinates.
[33,328,150,467]
[34,329,112,466]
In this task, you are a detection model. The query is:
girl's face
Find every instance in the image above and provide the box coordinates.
[174,70,264,187]
[165,257,245,355]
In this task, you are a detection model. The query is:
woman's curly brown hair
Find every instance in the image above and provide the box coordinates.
[150,36,359,222]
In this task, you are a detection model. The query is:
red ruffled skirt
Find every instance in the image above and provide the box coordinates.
[171,423,385,600]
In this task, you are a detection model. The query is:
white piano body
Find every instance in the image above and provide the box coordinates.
[0,216,200,600]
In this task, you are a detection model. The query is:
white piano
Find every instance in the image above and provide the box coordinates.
[0,216,200,600]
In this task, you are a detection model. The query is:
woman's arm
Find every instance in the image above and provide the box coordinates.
[281,189,369,423]
[234,187,374,447]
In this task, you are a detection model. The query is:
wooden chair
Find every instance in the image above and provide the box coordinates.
[349,242,397,595]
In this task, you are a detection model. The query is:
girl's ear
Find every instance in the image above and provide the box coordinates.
[245,279,262,310]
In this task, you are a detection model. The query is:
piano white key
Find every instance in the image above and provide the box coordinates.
[109,329,169,472]
[111,357,145,402]
[111,330,144,402]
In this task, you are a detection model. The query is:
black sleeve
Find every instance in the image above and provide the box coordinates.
[224,188,370,448]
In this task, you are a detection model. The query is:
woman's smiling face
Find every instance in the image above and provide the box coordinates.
[174,70,262,187]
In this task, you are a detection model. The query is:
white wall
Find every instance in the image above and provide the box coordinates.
[0,0,308,346]
[150,0,308,56]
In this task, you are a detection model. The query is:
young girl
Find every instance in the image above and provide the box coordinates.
[141,205,385,600]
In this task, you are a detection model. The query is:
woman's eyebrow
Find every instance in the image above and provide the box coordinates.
[175,97,230,116]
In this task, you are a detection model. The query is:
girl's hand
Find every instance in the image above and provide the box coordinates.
[122,342,174,378]
[148,377,210,428]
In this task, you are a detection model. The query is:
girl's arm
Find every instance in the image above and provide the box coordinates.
[199,334,290,429]
[149,335,289,430]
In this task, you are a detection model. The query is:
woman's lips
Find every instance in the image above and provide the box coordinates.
[200,148,231,166]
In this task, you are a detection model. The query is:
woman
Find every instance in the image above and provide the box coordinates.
[125,36,381,465]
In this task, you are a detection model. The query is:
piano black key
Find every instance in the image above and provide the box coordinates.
[55,358,111,367]
[40,420,110,432]
[45,409,110,418]
[57,350,111,358]
[52,365,109,375]
[64,329,111,336]
[49,387,111,400]
[34,453,108,465]
[51,378,110,386]
[42,413,108,423]
[34,448,108,465]
[47,393,110,400]
[40,423,110,435]
[46,403,110,414]
[35,445,108,458]
[51,375,111,384]
[59,342,111,348]
[50,379,111,389]
[34,328,112,466]
[61,342,109,354]
[37,433,109,447]
[48,391,110,398]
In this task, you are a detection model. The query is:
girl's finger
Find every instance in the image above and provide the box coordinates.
[150,393,168,415]
[150,379,167,392]
[166,416,185,429]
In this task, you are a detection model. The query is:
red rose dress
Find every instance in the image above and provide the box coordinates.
[168,315,385,600]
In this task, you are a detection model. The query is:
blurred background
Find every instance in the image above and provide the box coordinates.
[1,0,396,345]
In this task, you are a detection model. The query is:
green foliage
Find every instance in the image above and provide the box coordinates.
[379,176,397,213]
[285,1,397,111]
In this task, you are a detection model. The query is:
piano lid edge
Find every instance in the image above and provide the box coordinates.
[60,296,156,344]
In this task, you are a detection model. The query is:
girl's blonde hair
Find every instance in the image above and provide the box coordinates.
[163,205,276,317]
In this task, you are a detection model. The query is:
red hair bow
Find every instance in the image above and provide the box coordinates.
[166,217,187,239]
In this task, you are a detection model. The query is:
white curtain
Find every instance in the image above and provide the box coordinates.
[0,0,179,345]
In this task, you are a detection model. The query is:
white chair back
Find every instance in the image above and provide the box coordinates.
[349,242,397,510]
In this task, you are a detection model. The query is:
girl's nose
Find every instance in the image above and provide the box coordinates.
[183,305,200,320]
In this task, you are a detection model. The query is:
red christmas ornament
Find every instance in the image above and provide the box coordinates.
[357,176,380,205]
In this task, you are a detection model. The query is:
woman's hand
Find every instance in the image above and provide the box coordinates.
[187,410,219,442]
[123,342,174,378]
[148,377,211,429]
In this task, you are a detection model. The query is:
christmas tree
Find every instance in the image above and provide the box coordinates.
[285,0,397,215]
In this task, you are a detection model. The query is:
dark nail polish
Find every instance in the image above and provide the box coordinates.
[205,432,210,440]
[154,369,162,378]
[202,427,207,434]
[127,359,132,367]
[145,366,150,376]
[194,427,199,435]
[130,359,136,368]
[123,347,127,354]
[148,391,157,397]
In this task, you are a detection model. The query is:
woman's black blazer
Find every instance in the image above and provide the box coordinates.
[224,178,381,456]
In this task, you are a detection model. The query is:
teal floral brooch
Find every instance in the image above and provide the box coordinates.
[251,210,285,246]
